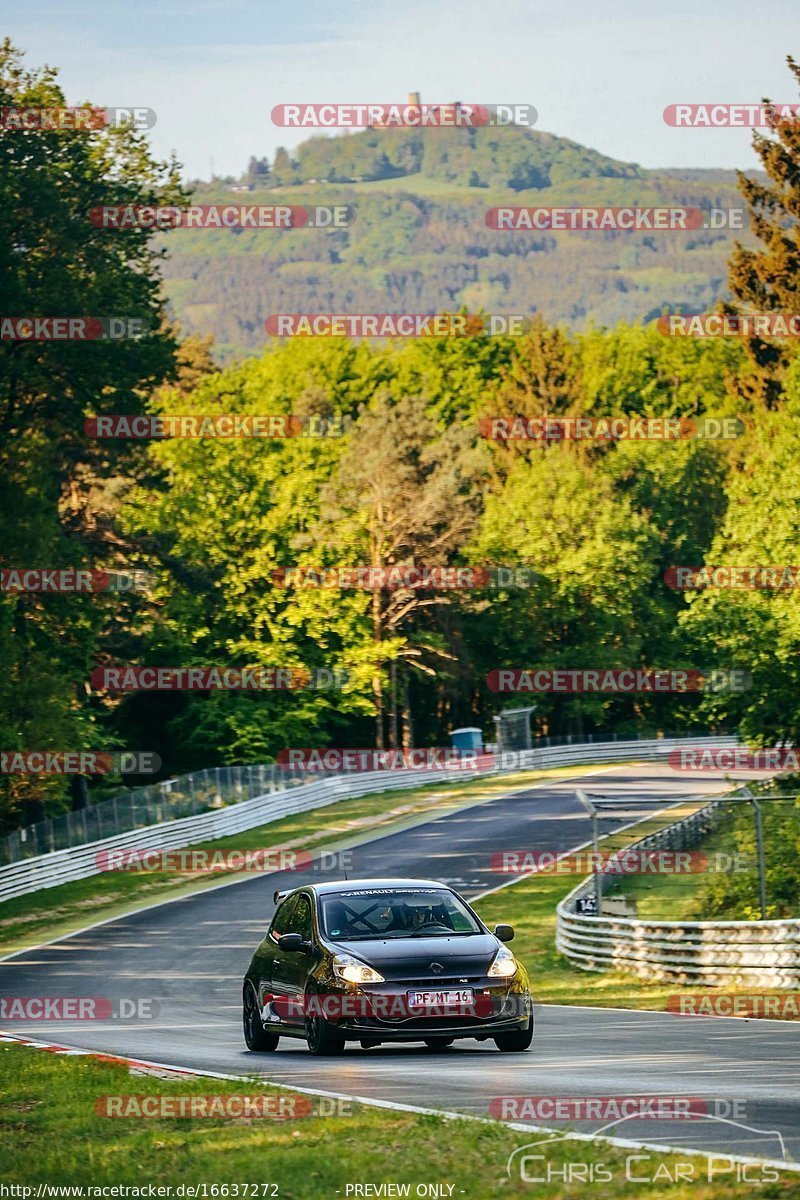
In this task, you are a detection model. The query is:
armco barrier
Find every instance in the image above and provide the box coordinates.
[0,735,738,904]
[556,791,800,987]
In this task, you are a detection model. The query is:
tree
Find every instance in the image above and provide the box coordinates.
[0,40,185,471]
[479,318,582,482]
[271,146,296,185]
[467,442,659,737]
[679,357,800,745]
[319,393,485,748]
[0,41,186,828]
[246,155,270,183]
[117,338,387,771]
[727,56,800,409]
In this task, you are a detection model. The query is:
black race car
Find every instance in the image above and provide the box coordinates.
[242,877,533,1055]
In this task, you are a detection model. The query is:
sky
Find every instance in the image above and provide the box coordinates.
[5,0,800,179]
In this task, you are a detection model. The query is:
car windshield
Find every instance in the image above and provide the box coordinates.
[319,888,482,940]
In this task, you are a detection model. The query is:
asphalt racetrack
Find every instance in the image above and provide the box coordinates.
[2,763,798,1166]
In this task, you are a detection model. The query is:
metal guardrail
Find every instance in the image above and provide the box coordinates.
[0,735,739,904]
[556,790,800,987]
[0,730,702,866]
[0,764,302,866]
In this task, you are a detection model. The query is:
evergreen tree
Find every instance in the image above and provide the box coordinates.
[246,155,270,182]
[728,55,800,409]
[271,146,295,184]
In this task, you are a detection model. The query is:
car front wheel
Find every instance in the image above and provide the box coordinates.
[305,989,346,1056]
[494,1015,533,1052]
[243,984,280,1052]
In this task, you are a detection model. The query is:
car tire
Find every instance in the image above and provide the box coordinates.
[423,1038,454,1050]
[243,984,280,1052]
[494,1015,533,1052]
[305,989,346,1056]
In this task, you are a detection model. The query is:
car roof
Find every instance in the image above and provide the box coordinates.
[305,878,454,896]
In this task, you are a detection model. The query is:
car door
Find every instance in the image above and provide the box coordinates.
[254,893,299,1013]
[270,892,315,1025]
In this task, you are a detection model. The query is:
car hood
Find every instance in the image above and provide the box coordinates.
[327,933,500,981]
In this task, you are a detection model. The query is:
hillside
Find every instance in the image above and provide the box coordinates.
[267,122,645,189]
[163,125,751,360]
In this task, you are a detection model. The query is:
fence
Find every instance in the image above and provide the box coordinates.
[1,764,305,866]
[556,789,800,987]
[0,730,718,867]
[0,734,739,904]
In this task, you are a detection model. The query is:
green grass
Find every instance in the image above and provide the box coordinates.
[0,763,618,957]
[613,819,741,921]
[1,1043,796,1196]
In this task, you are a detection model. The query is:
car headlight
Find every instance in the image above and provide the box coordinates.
[488,945,518,978]
[333,953,385,985]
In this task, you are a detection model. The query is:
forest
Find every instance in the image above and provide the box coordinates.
[2,41,800,834]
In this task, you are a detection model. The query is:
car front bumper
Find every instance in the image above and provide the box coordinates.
[329,980,532,1039]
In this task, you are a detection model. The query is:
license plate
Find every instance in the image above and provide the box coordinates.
[407,988,474,1007]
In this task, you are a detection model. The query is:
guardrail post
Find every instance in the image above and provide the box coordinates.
[576,790,601,914]
[740,786,767,920]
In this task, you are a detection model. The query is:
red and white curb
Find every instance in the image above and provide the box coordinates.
[0,1030,197,1079]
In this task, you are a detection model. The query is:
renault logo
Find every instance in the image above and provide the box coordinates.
[430,962,444,974]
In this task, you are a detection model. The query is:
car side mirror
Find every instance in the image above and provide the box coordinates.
[494,923,514,943]
[278,933,305,953]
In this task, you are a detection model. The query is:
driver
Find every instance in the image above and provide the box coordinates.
[409,901,453,930]
[383,901,414,931]
[409,903,434,929]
